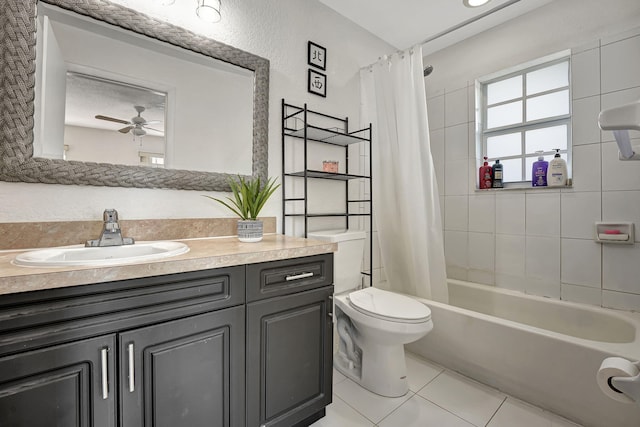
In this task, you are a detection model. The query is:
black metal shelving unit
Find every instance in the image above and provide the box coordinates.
[282,99,373,284]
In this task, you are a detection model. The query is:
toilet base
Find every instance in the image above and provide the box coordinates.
[335,343,409,397]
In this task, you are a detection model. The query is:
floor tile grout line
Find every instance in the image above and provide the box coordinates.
[373,391,416,426]
[412,392,480,427]
[484,395,508,427]
[332,381,411,426]
[330,392,377,425]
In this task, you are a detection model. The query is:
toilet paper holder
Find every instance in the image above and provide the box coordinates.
[598,357,640,405]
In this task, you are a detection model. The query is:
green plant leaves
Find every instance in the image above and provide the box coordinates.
[203,175,280,220]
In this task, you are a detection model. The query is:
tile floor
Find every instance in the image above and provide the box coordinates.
[311,352,582,427]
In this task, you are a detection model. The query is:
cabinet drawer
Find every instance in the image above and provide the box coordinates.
[246,254,333,302]
[0,266,245,356]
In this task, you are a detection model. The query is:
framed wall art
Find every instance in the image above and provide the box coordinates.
[308,41,326,70]
[308,69,326,97]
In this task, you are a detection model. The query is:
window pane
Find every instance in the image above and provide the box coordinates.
[525,125,568,153]
[526,90,569,121]
[487,132,522,158]
[500,158,522,182]
[487,75,522,105]
[487,101,523,129]
[526,62,569,95]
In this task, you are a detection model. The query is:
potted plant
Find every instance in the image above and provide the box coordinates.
[204,175,280,242]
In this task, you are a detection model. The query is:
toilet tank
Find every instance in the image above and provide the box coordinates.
[307,229,366,293]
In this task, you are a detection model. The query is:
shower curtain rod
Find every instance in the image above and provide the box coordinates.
[420,0,522,46]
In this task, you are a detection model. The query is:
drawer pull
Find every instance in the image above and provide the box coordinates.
[285,272,314,281]
[128,343,135,393]
[101,347,109,400]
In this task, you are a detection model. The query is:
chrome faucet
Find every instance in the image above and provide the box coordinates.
[86,209,135,247]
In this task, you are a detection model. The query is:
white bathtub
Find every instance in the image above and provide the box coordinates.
[405,279,640,427]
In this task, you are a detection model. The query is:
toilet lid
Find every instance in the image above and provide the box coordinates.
[348,287,431,323]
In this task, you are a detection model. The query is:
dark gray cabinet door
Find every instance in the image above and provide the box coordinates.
[119,306,245,427]
[0,335,117,427]
[247,286,333,427]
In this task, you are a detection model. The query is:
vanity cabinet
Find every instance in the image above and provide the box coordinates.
[246,254,334,427]
[0,253,334,427]
[0,266,246,427]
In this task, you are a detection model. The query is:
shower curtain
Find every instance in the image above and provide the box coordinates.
[360,46,448,302]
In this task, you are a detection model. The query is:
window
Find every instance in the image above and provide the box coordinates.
[479,54,571,185]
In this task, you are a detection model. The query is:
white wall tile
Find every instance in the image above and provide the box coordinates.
[600,26,640,46]
[561,238,602,288]
[571,48,600,99]
[496,193,525,235]
[570,143,601,192]
[445,159,469,196]
[468,269,495,285]
[603,290,640,312]
[428,94,445,131]
[561,283,602,306]
[561,192,602,238]
[601,35,640,94]
[572,96,601,146]
[602,191,640,241]
[468,232,495,271]
[526,192,560,237]
[445,123,470,162]
[603,244,640,294]
[469,193,495,233]
[495,234,525,277]
[526,236,561,283]
[447,265,468,281]
[601,142,640,191]
[445,230,468,269]
[445,196,468,231]
[445,87,469,127]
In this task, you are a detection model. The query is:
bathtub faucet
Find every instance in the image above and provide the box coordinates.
[86,209,135,247]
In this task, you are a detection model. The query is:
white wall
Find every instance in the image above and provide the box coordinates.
[0,0,393,223]
[427,0,640,311]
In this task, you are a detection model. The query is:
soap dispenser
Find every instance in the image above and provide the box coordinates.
[547,149,567,187]
[492,159,503,188]
[479,157,493,189]
[532,151,548,187]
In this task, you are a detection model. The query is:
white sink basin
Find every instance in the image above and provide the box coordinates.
[14,241,190,267]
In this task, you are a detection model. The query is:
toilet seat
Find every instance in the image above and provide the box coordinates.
[348,287,431,324]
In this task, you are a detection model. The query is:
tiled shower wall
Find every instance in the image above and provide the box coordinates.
[432,27,640,311]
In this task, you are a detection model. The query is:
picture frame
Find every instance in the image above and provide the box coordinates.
[308,41,326,70]
[308,69,327,97]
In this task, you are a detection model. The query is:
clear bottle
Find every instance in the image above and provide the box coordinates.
[547,149,567,187]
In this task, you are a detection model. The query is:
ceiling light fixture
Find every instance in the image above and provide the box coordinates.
[196,0,222,23]
[463,0,491,7]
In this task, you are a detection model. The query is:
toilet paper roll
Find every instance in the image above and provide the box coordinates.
[597,357,640,403]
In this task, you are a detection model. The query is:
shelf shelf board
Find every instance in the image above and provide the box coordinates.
[284,124,369,146]
[284,213,371,218]
[285,170,369,181]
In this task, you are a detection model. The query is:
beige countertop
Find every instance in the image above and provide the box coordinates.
[0,234,336,296]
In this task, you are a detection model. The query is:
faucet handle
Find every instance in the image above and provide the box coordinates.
[103,209,119,223]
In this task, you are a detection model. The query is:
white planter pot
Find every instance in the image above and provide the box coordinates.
[237,220,263,242]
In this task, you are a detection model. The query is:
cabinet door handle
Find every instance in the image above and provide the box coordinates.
[128,343,135,393]
[101,347,109,400]
[285,272,314,281]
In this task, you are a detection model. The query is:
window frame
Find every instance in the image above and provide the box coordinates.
[477,52,573,187]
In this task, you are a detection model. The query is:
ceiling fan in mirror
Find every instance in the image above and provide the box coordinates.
[95,105,162,137]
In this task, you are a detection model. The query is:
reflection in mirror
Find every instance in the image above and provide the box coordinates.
[63,73,167,167]
[35,2,253,175]
[0,0,269,191]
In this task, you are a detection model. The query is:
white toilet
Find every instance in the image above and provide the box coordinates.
[307,229,433,397]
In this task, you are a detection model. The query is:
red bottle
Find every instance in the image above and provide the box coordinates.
[479,157,493,189]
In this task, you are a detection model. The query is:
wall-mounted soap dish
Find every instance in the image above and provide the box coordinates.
[594,222,635,245]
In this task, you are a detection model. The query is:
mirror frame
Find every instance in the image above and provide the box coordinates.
[0,0,269,191]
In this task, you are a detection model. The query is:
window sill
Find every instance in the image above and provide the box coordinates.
[475,180,573,192]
